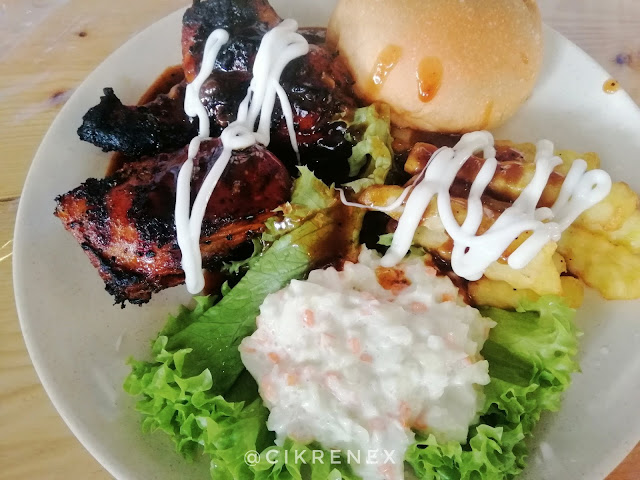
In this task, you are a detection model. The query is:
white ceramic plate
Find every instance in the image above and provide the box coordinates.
[13,2,640,479]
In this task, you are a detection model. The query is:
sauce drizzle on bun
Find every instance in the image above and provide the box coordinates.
[328,0,543,133]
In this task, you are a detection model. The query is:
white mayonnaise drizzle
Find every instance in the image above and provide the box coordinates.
[176,19,309,293]
[361,131,612,279]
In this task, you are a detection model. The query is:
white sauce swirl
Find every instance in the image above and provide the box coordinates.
[353,131,612,279]
[176,20,309,293]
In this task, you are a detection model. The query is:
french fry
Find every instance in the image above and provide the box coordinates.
[359,168,640,301]
[492,144,629,233]
[495,140,537,163]
[495,141,601,173]
[360,185,562,295]
[359,185,406,214]
[403,142,584,208]
[558,225,640,300]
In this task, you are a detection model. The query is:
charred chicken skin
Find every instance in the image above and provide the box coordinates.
[55,140,291,305]
[77,84,198,158]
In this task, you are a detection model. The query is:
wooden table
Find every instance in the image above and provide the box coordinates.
[0,0,638,478]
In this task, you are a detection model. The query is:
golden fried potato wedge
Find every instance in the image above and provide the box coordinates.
[575,182,638,232]
[560,276,585,309]
[359,185,406,215]
[555,149,600,174]
[601,210,640,254]
[558,225,640,300]
[469,275,584,309]
[484,242,562,296]
[413,225,449,255]
[468,277,539,309]
[553,252,568,274]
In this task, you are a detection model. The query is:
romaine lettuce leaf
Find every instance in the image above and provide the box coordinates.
[161,210,345,392]
[344,104,394,193]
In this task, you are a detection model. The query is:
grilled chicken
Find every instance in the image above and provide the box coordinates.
[55,140,291,305]
[77,85,197,158]
[183,0,356,183]
[59,0,358,304]
[181,0,280,81]
[78,0,356,184]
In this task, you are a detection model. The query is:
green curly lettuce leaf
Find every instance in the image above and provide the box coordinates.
[126,244,578,480]
[125,340,359,480]
[344,104,394,193]
[262,166,337,243]
[480,297,580,435]
[291,166,336,210]
[405,296,580,480]
[253,439,359,480]
[406,424,526,480]
[124,336,271,476]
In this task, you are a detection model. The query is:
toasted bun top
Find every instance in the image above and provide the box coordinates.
[328,0,543,132]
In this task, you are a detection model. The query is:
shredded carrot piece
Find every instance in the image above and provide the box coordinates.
[441,293,455,302]
[360,353,373,363]
[268,352,281,363]
[410,301,429,313]
[348,337,362,354]
[302,309,315,327]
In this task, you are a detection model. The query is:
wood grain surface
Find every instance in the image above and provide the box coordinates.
[0,0,638,479]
